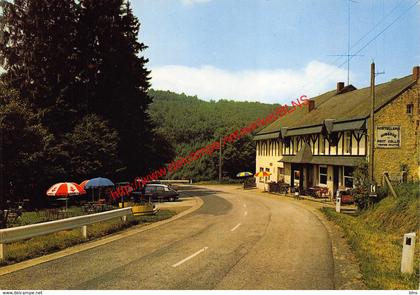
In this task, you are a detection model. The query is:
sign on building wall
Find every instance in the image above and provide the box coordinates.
[376,125,401,148]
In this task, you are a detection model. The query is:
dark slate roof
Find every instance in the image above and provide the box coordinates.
[292,142,313,163]
[257,74,415,135]
[253,132,280,140]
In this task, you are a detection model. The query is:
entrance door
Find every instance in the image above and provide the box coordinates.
[291,164,303,189]
[307,165,313,187]
[333,166,339,196]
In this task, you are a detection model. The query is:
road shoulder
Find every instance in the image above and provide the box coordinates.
[258,191,367,290]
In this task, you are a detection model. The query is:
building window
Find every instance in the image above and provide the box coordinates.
[344,131,352,154]
[319,136,325,154]
[319,166,328,185]
[407,104,413,115]
[277,167,285,182]
[293,170,301,187]
[344,166,354,188]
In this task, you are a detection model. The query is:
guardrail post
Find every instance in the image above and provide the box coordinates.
[81,225,87,239]
[121,215,127,222]
[0,243,4,261]
[401,232,416,274]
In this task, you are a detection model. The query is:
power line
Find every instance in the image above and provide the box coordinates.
[305,0,418,93]
[350,0,419,59]
[350,0,406,51]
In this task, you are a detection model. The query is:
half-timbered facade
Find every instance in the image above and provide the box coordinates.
[254,66,420,195]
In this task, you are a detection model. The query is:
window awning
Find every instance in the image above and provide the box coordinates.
[332,119,366,132]
[279,155,366,167]
[285,125,323,137]
[253,132,280,141]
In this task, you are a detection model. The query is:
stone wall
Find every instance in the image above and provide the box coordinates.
[372,78,419,183]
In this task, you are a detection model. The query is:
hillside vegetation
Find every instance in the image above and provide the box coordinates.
[322,182,419,289]
[148,89,280,181]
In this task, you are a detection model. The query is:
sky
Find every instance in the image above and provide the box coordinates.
[132,0,420,104]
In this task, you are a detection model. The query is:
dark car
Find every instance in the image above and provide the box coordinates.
[147,180,179,191]
[132,184,179,202]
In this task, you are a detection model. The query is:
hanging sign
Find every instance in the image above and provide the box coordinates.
[376,125,401,148]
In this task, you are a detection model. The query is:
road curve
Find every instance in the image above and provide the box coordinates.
[0,185,334,290]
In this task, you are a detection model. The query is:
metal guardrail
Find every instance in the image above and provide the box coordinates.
[0,207,132,260]
[160,179,191,184]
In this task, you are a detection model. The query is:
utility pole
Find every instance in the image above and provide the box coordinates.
[219,136,222,183]
[369,62,375,183]
[369,62,385,183]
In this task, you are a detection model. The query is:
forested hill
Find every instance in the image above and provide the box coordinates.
[148,89,280,181]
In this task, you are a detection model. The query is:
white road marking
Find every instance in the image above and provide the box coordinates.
[172,247,208,267]
[244,211,248,216]
[231,223,241,232]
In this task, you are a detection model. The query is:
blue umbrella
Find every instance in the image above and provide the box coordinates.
[85,177,114,202]
[85,177,114,189]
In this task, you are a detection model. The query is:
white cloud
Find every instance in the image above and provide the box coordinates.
[181,0,212,6]
[150,61,349,104]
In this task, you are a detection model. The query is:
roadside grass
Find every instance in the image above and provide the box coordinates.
[1,209,176,266]
[11,207,86,227]
[321,183,419,289]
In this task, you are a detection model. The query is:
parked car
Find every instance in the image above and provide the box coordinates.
[146,180,179,190]
[132,184,179,202]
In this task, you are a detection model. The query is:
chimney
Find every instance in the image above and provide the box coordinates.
[413,66,420,81]
[336,82,345,94]
[308,99,315,112]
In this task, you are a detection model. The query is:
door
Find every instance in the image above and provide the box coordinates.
[307,165,313,187]
[291,164,303,189]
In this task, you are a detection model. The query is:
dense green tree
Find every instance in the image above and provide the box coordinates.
[0,0,173,184]
[0,0,80,133]
[0,93,55,209]
[62,114,121,181]
[76,0,163,177]
[149,90,278,181]
[221,134,256,178]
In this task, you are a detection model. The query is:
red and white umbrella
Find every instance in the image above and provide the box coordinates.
[46,182,86,197]
[79,180,90,189]
[254,171,272,177]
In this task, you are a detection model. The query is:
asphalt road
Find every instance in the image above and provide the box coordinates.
[0,185,335,290]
